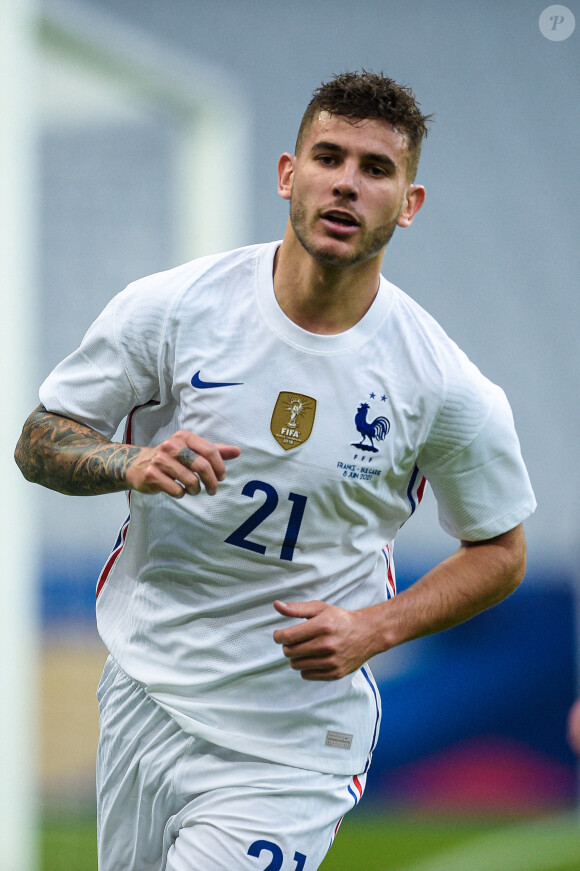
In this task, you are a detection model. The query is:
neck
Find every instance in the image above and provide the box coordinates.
[273,223,383,335]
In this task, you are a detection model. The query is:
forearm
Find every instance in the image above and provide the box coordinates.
[276,528,526,681]
[14,405,137,496]
[368,524,527,654]
[15,404,242,498]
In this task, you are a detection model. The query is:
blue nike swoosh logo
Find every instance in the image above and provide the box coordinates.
[191,371,244,389]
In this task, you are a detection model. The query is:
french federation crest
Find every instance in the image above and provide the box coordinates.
[351,402,390,452]
[271,392,316,451]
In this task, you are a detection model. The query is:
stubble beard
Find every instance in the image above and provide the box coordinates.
[289,199,398,268]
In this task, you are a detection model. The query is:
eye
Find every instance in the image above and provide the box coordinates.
[366,164,389,177]
[315,153,338,166]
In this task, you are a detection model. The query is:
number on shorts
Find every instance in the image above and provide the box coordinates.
[293,851,307,871]
[247,840,283,871]
[247,839,308,870]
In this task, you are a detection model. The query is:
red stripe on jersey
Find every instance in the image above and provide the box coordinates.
[124,398,160,444]
[416,475,427,504]
[382,544,396,598]
[124,404,139,444]
[95,401,157,600]
[353,775,363,798]
[387,561,396,598]
[96,519,129,599]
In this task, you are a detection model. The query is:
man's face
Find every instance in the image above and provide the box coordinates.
[278,112,424,269]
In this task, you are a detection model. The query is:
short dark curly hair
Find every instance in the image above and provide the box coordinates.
[295,71,433,180]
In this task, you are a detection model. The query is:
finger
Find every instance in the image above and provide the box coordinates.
[286,649,329,667]
[173,440,219,495]
[154,478,188,499]
[182,437,240,491]
[134,451,191,498]
[273,600,326,618]
[281,631,339,661]
[215,443,242,468]
[165,435,233,495]
[274,622,316,647]
[152,449,204,496]
[176,447,202,493]
[189,453,220,496]
[177,447,197,469]
[273,601,328,646]
[183,436,240,478]
[287,656,341,681]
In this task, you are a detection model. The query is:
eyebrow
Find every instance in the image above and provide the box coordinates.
[310,141,398,170]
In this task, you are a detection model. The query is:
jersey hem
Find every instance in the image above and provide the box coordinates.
[149,694,372,777]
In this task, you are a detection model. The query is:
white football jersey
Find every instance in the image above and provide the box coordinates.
[40,241,536,775]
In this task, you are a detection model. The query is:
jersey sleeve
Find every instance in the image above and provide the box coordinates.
[417,357,536,541]
[39,278,170,438]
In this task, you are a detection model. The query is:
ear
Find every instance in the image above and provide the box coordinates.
[396,184,426,228]
[277,153,295,201]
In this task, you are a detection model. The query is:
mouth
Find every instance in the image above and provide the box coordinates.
[319,209,361,238]
[320,209,360,229]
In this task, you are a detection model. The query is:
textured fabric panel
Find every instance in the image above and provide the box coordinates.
[420,385,535,540]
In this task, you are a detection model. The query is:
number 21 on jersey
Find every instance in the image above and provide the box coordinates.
[225,480,307,562]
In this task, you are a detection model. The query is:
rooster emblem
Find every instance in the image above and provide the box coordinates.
[351,403,390,452]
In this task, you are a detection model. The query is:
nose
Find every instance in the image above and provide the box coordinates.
[332,161,359,200]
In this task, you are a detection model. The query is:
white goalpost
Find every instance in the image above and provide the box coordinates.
[0,0,41,868]
[40,0,251,264]
[0,1,249,867]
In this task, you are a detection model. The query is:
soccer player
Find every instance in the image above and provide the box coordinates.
[15,71,535,870]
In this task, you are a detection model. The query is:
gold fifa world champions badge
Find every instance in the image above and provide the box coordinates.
[271,392,317,451]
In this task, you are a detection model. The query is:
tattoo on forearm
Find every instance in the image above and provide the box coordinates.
[72,443,143,494]
[14,405,140,496]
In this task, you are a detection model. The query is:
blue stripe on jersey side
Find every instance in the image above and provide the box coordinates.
[347,784,359,805]
[381,548,389,598]
[360,665,380,773]
[111,514,130,551]
[381,547,395,599]
[96,513,131,599]
[407,464,419,514]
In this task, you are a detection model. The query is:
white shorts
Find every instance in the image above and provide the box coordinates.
[97,657,367,871]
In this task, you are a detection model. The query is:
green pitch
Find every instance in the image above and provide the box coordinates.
[321,812,580,871]
[42,810,580,871]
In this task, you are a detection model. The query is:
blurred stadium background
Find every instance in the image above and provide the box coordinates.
[2,1,579,869]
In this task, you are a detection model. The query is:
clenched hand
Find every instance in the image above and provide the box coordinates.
[125,430,241,498]
[273,599,375,681]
